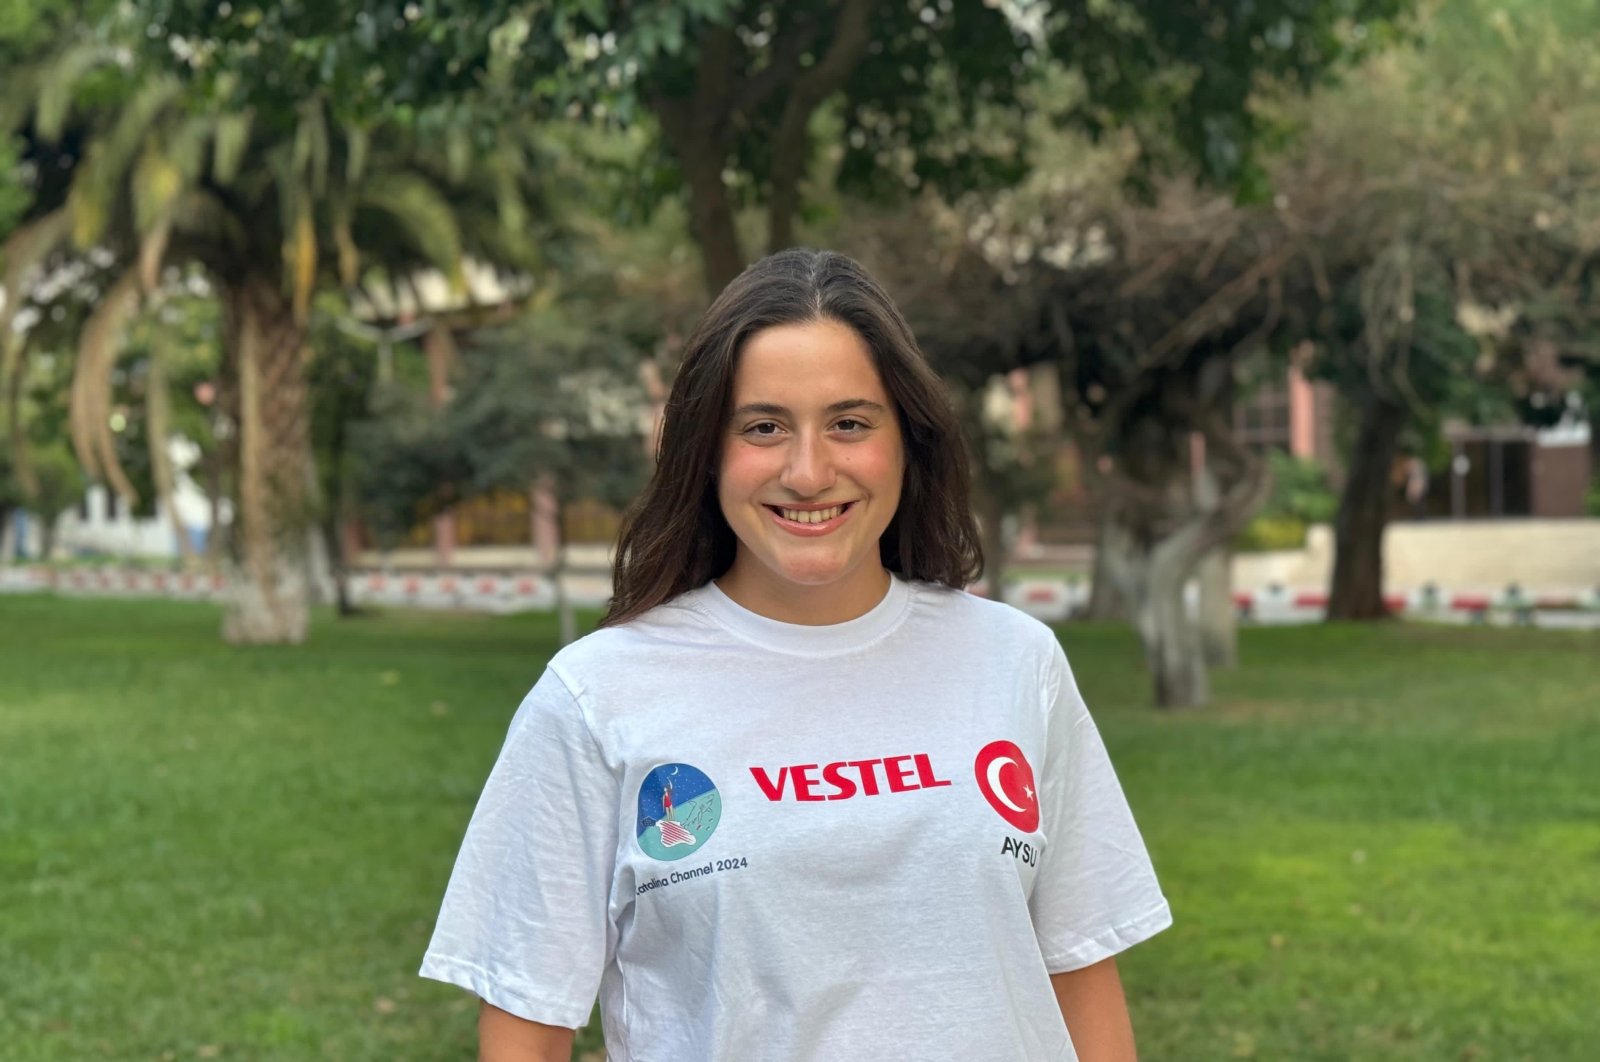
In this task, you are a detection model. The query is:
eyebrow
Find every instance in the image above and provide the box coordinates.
[729,399,889,418]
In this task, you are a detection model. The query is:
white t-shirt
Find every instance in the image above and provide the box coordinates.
[421,576,1171,1061]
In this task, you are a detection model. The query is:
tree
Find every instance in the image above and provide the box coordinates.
[1312,244,1481,621]
[351,292,651,644]
[1266,0,1600,618]
[2,1,554,642]
[0,300,88,562]
[834,216,1058,597]
[0,435,22,559]
[19,442,86,560]
[630,0,1028,294]
[573,0,1412,297]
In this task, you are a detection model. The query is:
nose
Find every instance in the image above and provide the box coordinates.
[780,432,835,497]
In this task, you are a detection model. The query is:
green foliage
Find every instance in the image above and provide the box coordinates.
[826,1,1035,204]
[136,0,516,131]
[1234,512,1310,552]
[3,599,1596,1057]
[1302,242,1491,436]
[0,133,26,232]
[353,172,465,279]
[443,314,650,508]
[306,307,381,541]
[1047,0,1414,199]
[603,0,1412,234]
[0,432,23,513]
[4,0,565,320]
[348,295,652,548]
[22,440,87,521]
[1266,451,1339,525]
[1286,0,1600,421]
[1233,454,1337,552]
[347,380,465,548]
[84,293,225,518]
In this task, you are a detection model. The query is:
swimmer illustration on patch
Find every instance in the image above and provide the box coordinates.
[636,763,722,861]
[656,779,694,846]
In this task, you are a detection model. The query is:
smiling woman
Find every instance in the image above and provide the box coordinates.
[714,318,906,624]
[420,249,1171,1062]
[602,249,984,627]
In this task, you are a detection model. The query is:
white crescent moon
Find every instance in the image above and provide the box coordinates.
[986,757,1027,813]
[669,766,679,776]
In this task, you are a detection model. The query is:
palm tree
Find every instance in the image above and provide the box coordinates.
[3,34,546,642]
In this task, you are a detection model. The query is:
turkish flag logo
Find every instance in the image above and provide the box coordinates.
[974,740,1039,833]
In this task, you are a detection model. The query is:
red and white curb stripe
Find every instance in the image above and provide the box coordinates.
[349,571,560,612]
[0,566,566,612]
[4,566,1597,626]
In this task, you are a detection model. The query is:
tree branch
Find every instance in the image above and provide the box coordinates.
[694,25,740,140]
[766,0,878,252]
[735,14,824,122]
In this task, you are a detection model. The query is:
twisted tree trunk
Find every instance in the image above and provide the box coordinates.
[1328,393,1406,621]
[219,273,313,644]
[1194,455,1241,669]
[1196,546,1237,668]
[1079,443,1126,620]
[1100,506,1210,707]
[1101,423,1269,708]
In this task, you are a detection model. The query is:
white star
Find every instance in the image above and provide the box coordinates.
[1023,785,1034,800]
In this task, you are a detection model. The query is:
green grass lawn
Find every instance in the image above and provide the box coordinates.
[2,595,1596,1060]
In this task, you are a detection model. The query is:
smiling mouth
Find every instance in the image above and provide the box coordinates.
[765,502,854,525]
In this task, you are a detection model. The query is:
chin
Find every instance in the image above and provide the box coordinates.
[772,561,851,587]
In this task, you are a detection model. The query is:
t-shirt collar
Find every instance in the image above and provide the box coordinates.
[691,573,913,656]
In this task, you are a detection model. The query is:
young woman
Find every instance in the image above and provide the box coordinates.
[421,249,1171,1061]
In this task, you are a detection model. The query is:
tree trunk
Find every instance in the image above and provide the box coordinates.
[1193,456,1237,668]
[682,151,744,297]
[314,412,356,617]
[319,514,354,616]
[1101,512,1209,708]
[1077,437,1126,620]
[1098,419,1268,707]
[1085,512,1127,621]
[203,451,225,569]
[1328,393,1406,621]
[219,273,314,644]
[764,0,877,255]
[39,514,57,563]
[317,443,357,618]
[1140,563,1208,708]
[652,95,745,298]
[1196,546,1237,668]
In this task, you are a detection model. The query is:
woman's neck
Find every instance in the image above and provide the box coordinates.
[714,563,892,626]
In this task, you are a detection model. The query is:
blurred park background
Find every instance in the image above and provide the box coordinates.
[1,1,1597,1059]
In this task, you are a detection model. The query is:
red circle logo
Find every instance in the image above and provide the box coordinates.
[974,740,1039,833]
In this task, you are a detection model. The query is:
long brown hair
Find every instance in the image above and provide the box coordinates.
[601,248,982,627]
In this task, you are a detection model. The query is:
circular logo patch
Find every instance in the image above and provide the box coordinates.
[636,763,721,861]
[974,740,1039,833]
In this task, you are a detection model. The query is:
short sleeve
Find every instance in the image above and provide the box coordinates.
[1029,644,1172,973]
[419,668,619,1028]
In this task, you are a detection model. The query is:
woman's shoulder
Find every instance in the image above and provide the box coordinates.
[905,581,1064,655]
[546,586,719,675]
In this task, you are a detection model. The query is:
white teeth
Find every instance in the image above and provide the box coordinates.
[779,505,842,524]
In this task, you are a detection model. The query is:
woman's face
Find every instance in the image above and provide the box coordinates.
[715,318,905,624]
